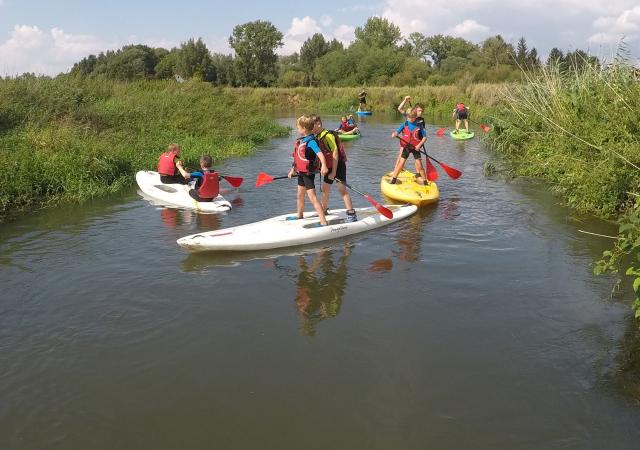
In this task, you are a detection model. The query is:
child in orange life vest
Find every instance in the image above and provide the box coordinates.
[452,102,470,133]
[389,108,428,185]
[157,143,188,184]
[312,115,357,223]
[175,154,220,202]
[287,115,329,226]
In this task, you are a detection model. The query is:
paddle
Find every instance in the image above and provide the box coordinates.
[469,118,491,133]
[219,175,243,187]
[333,178,393,219]
[395,136,462,180]
[255,172,291,187]
[435,127,447,137]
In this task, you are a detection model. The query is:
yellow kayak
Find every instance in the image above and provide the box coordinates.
[380,170,439,206]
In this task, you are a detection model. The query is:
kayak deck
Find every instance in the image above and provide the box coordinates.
[380,171,439,206]
[177,204,418,252]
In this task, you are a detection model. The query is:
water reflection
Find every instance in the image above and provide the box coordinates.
[158,208,221,230]
[291,244,353,336]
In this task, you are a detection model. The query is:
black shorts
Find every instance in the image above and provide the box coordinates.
[160,174,187,184]
[401,147,422,159]
[456,111,468,120]
[324,161,347,184]
[188,189,213,202]
[297,173,316,189]
[359,98,366,104]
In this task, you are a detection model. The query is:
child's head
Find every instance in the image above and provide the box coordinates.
[406,108,417,121]
[200,155,213,169]
[414,103,424,116]
[296,115,316,135]
[311,114,323,133]
[168,143,181,155]
[341,116,347,122]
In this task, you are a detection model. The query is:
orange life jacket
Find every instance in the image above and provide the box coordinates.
[157,151,178,176]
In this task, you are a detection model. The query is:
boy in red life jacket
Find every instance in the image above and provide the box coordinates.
[389,108,428,185]
[397,96,426,128]
[335,116,359,135]
[312,115,357,223]
[157,143,188,184]
[175,154,220,202]
[452,102,470,133]
[287,115,329,226]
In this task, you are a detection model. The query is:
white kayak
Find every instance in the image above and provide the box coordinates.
[136,171,232,213]
[177,204,418,252]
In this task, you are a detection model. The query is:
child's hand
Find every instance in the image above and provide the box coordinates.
[391,131,398,138]
[288,168,294,178]
[404,95,411,101]
[320,165,329,176]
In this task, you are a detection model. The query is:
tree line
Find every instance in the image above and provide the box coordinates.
[70,17,599,87]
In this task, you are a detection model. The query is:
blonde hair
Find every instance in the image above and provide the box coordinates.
[297,115,315,133]
[406,108,417,119]
[168,143,181,152]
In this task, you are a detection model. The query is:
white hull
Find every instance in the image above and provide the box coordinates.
[136,171,231,213]
[177,204,418,252]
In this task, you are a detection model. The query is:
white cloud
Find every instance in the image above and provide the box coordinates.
[448,19,490,39]
[588,6,640,44]
[0,25,108,76]
[278,16,355,55]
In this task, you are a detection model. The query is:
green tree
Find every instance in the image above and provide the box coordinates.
[404,32,430,61]
[300,33,330,85]
[354,16,401,48]
[176,38,215,81]
[478,35,515,66]
[229,20,284,86]
[526,48,541,69]
[424,35,476,67]
[516,37,528,66]
[547,47,564,68]
[154,50,179,79]
[314,49,356,85]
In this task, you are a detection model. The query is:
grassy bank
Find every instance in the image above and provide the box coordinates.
[486,60,640,318]
[0,76,288,220]
[229,84,504,118]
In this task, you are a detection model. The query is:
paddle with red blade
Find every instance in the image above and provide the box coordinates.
[425,157,439,181]
[219,175,243,187]
[255,172,291,187]
[435,127,447,137]
[334,178,393,219]
[396,136,462,180]
[469,118,491,133]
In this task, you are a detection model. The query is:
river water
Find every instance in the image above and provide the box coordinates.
[1,114,639,449]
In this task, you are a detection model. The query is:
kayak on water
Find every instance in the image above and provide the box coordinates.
[338,132,361,141]
[380,170,439,206]
[136,171,231,213]
[356,111,372,115]
[177,204,418,252]
[450,130,474,140]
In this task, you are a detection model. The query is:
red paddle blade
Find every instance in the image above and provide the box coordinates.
[480,124,491,133]
[436,127,446,137]
[426,158,439,181]
[255,172,274,187]
[365,195,393,219]
[222,175,243,187]
[438,162,462,179]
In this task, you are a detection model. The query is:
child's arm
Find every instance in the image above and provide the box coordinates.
[397,95,410,114]
[317,152,328,176]
[175,160,190,179]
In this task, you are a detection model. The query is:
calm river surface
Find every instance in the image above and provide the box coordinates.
[1,114,639,449]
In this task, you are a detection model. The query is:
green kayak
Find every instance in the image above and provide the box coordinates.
[450,130,474,140]
[338,133,361,141]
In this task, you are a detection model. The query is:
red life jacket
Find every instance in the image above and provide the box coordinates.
[157,151,178,175]
[198,170,219,199]
[317,129,347,170]
[341,120,355,132]
[456,102,466,112]
[400,122,423,149]
[292,136,318,174]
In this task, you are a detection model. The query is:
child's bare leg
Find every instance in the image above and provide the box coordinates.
[306,189,327,225]
[296,185,305,218]
[321,182,331,212]
[391,156,408,179]
[337,183,354,210]
[415,159,427,184]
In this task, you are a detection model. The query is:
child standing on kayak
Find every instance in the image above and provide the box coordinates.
[452,102,470,133]
[312,115,357,223]
[176,154,220,202]
[288,115,329,226]
[157,143,188,184]
[397,96,425,128]
[389,108,428,185]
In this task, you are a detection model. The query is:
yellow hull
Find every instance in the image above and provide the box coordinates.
[380,171,439,206]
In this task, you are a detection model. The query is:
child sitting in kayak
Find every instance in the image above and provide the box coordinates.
[157,143,188,184]
[312,115,357,223]
[389,108,428,185]
[176,154,220,202]
[336,116,359,135]
[287,115,329,226]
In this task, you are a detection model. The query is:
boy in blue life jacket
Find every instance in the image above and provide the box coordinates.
[389,108,428,185]
[287,115,329,226]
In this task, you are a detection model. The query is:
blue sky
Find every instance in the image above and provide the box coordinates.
[1,0,638,76]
